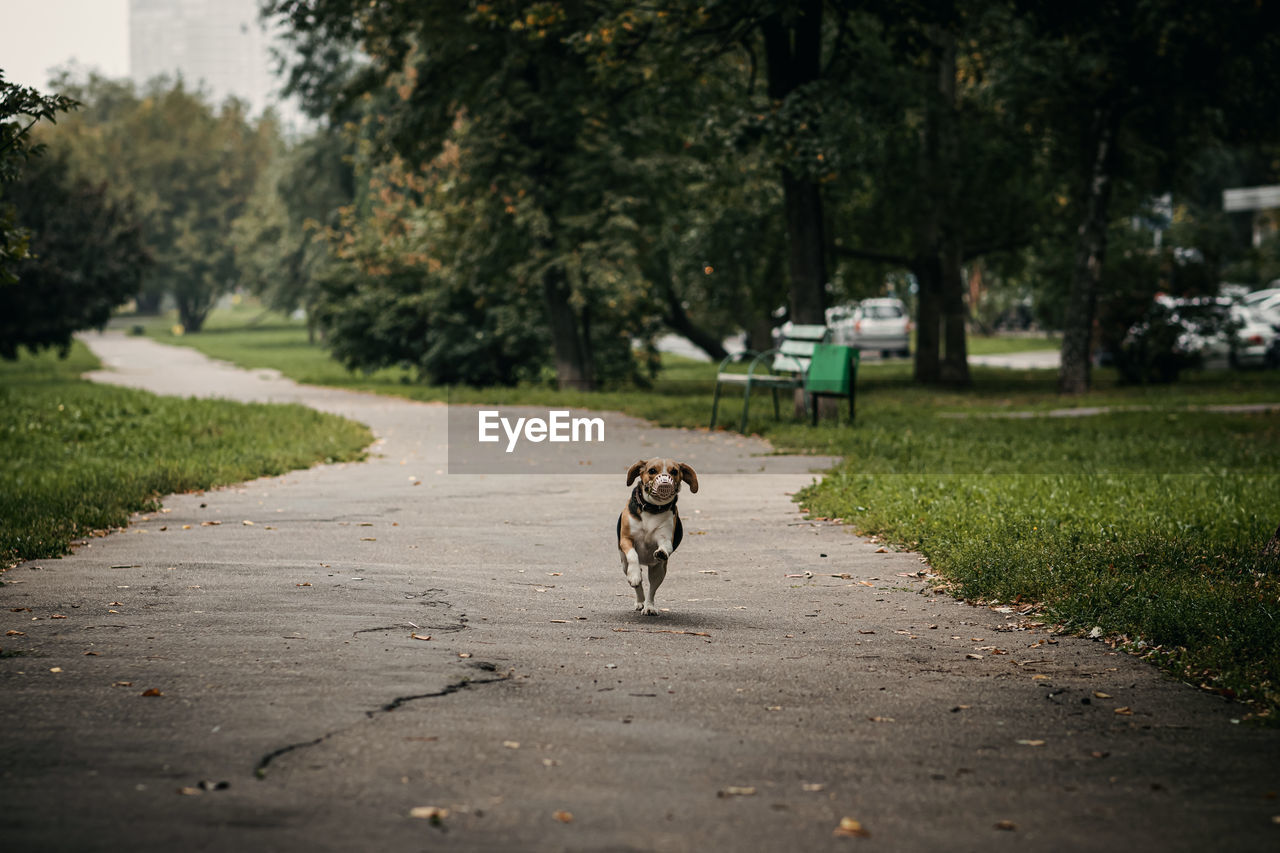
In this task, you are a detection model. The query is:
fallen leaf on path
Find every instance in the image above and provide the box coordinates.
[296,582,311,587]
[1114,707,1133,715]
[833,817,870,838]
[831,573,852,579]
[699,570,719,574]
[550,620,569,624]
[242,520,254,526]
[1091,751,1109,759]
[802,783,824,792]
[83,651,99,656]
[112,681,133,687]
[50,614,67,619]
[49,667,63,673]
[1016,739,1045,747]
[177,787,202,796]
[1093,692,1111,699]
[182,525,191,529]
[875,547,889,553]
[411,633,432,641]
[200,521,220,526]
[965,654,983,660]
[141,688,163,697]
[718,787,757,797]
[857,581,875,587]
[360,537,377,541]
[868,716,894,723]
[409,806,448,822]
[5,630,24,636]
[503,741,520,749]
[552,810,574,823]
[994,820,1016,831]
[857,630,875,635]
[1031,675,1050,680]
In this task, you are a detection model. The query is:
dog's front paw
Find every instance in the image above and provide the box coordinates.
[653,549,668,562]
[633,600,646,612]
[640,602,658,615]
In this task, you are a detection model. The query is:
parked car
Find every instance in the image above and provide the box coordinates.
[829,297,911,358]
[1207,305,1278,368]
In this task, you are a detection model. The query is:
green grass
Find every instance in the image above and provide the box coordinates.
[0,342,373,567]
[964,333,1061,356]
[139,304,1280,715]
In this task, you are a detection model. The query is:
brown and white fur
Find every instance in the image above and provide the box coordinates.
[617,458,698,614]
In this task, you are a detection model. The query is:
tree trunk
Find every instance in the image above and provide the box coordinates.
[1059,108,1117,395]
[939,247,971,386]
[542,269,594,390]
[662,287,729,361]
[912,254,942,384]
[763,1,827,326]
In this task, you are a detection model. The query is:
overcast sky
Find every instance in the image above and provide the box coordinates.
[0,0,129,90]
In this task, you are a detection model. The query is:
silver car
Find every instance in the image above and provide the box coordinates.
[830,297,911,358]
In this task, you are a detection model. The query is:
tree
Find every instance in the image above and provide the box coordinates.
[45,73,275,330]
[1010,0,1280,393]
[0,149,148,358]
[0,71,77,285]
[267,1,676,389]
[232,130,355,340]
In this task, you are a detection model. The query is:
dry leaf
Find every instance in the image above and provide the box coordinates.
[1031,674,1050,680]
[1093,691,1111,699]
[1016,739,1046,747]
[411,633,432,641]
[360,537,377,541]
[296,582,312,587]
[503,741,520,749]
[83,651,99,656]
[995,820,1016,831]
[178,787,203,796]
[50,614,67,619]
[49,667,63,673]
[552,810,574,823]
[409,806,448,821]
[141,687,163,697]
[802,783,825,792]
[5,630,25,636]
[242,520,254,526]
[718,787,757,797]
[965,654,983,660]
[875,547,889,553]
[833,817,870,838]
[1114,707,1133,716]
[200,521,220,526]
[112,681,133,687]
[868,716,894,723]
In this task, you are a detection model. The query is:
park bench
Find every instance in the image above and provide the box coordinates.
[709,325,859,432]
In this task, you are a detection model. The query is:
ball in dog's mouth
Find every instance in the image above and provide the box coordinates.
[648,474,677,503]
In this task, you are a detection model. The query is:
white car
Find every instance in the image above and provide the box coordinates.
[829,297,911,358]
[1166,297,1277,368]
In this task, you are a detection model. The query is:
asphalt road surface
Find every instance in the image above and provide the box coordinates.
[1,332,1275,852]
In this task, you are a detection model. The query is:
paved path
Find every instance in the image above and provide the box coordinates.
[1,332,1275,852]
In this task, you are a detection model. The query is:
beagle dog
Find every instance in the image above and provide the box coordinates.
[617,458,698,614]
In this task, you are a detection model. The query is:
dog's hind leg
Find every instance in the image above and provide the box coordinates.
[642,560,667,615]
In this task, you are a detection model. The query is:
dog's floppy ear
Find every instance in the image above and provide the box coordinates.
[626,460,646,486]
[678,463,699,493]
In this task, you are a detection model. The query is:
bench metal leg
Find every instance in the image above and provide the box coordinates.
[739,380,752,433]
[710,380,723,429]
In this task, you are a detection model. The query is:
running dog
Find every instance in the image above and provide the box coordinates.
[617,458,698,614]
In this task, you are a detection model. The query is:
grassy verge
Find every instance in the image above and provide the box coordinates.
[138,305,1280,715]
[0,342,373,567]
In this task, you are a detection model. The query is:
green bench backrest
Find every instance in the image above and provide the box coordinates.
[772,325,828,374]
[805,343,858,393]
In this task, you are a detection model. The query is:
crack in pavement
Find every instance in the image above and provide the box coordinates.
[254,668,509,779]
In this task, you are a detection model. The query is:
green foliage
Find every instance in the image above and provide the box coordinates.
[0,150,148,359]
[0,71,78,284]
[43,73,275,330]
[0,342,371,567]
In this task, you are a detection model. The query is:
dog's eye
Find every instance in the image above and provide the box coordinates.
[647,467,657,475]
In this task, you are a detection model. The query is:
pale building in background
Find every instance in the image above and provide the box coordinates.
[129,0,305,128]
